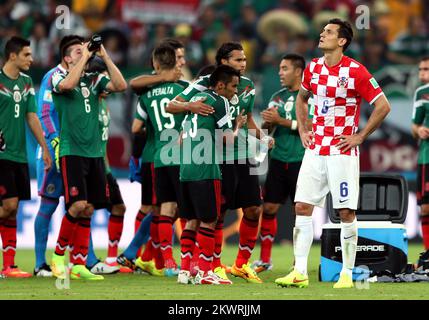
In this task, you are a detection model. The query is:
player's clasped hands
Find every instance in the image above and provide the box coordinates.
[235,109,247,129]
[260,107,280,124]
[334,133,364,152]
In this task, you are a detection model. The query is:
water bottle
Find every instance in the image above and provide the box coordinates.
[255,136,272,163]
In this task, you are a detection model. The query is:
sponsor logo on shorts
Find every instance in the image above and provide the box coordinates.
[70,187,79,197]
[339,199,349,203]
[46,183,56,194]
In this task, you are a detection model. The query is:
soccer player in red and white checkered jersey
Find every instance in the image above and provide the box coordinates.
[275,18,391,289]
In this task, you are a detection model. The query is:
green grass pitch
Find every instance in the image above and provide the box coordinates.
[1,243,429,300]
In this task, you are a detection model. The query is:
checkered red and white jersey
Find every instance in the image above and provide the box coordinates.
[302,55,384,156]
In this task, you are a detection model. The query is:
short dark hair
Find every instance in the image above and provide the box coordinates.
[209,64,240,87]
[4,36,30,60]
[215,42,243,66]
[196,64,216,78]
[281,53,306,72]
[59,35,84,59]
[161,38,184,50]
[86,57,107,73]
[328,18,353,52]
[152,44,176,70]
[421,56,429,63]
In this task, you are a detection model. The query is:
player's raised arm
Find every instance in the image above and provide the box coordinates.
[98,45,127,92]
[55,42,92,92]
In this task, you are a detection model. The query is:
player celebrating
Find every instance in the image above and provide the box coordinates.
[275,19,390,289]
[131,44,186,276]
[253,53,311,273]
[412,56,429,250]
[178,64,244,285]
[168,42,272,284]
[50,39,127,280]
[0,36,52,277]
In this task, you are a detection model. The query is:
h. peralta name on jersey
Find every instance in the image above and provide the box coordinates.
[147,86,174,98]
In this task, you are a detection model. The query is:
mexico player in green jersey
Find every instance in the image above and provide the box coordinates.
[178,65,246,285]
[50,38,127,281]
[253,54,312,273]
[0,36,52,278]
[168,42,273,284]
[132,44,186,276]
[412,56,429,250]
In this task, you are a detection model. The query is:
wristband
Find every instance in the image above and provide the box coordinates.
[291,120,298,130]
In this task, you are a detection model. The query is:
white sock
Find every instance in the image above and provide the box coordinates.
[105,257,116,264]
[340,218,358,278]
[293,215,313,275]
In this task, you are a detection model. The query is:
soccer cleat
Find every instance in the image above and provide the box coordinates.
[51,253,67,279]
[105,260,133,273]
[117,253,137,271]
[177,270,194,284]
[33,263,53,277]
[231,263,263,283]
[135,257,164,276]
[220,263,232,274]
[333,272,354,289]
[70,265,104,280]
[164,267,180,277]
[213,267,233,284]
[251,260,273,273]
[194,270,220,285]
[89,260,120,275]
[275,268,309,288]
[1,266,32,278]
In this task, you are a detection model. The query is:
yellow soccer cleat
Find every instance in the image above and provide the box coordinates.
[51,253,66,280]
[333,272,354,289]
[135,257,164,276]
[231,263,263,284]
[275,268,309,288]
[70,265,104,281]
[213,266,233,284]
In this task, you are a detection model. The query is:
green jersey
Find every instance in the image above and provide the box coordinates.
[180,89,233,181]
[52,69,110,158]
[0,70,37,163]
[412,83,429,164]
[99,98,111,173]
[178,74,255,161]
[267,88,310,163]
[135,82,185,168]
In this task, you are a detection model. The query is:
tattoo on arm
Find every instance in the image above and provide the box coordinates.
[298,87,311,101]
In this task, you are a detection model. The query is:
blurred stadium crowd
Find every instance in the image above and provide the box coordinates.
[0,0,426,175]
[0,0,427,75]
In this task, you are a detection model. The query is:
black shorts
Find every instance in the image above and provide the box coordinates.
[180,179,221,223]
[263,159,301,204]
[417,164,429,205]
[60,156,108,210]
[141,162,157,206]
[107,173,124,206]
[220,161,262,211]
[155,166,180,204]
[0,159,30,202]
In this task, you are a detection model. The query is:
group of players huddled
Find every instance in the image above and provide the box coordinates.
[0,18,391,288]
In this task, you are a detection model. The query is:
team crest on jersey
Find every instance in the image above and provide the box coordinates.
[70,186,79,197]
[13,91,21,102]
[337,76,348,88]
[81,87,90,98]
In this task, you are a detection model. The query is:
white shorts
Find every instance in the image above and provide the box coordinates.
[294,149,360,209]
